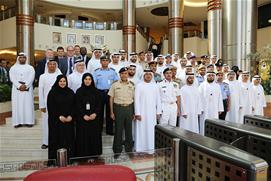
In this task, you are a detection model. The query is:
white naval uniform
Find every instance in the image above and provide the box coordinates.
[158,79,180,126]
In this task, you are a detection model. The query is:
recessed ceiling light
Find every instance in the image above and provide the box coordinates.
[268,19,271,23]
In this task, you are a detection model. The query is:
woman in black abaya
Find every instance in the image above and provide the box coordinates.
[47,75,75,160]
[75,73,102,157]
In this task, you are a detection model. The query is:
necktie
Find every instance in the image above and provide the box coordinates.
[69,58,73,74]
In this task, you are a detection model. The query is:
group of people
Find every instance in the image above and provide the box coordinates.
[8,45,267,160]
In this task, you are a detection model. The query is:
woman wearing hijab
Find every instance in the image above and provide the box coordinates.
[47,75,75,160]
[75,73,102,157]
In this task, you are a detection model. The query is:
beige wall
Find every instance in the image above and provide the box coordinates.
[0,17,148,53]
[0,18,16,50]
[136,31,148,53]
[257,26,271,50]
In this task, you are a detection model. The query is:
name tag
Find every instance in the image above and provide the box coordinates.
[86,103,90,110]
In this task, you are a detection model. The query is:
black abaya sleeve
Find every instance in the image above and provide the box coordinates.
[75,89,86,119]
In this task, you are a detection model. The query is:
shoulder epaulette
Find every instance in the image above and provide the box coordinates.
[94,68,100,71]
[110,67,115,71]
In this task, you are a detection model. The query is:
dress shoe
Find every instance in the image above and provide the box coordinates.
[14,124,22,128]
[25,124,33,128]
[41,144,48,149]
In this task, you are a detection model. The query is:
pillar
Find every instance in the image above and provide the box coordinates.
[16,0,34,65]
[168,0,184,55]
[123,0,136,54]
[222,0,257,72]
[208,0,222,58]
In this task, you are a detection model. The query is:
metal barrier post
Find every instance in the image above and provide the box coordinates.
[57,148,68,167]
[173,138,180,181]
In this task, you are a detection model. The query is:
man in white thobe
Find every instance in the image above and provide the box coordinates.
[68,59,86,93]
[179,73,202,133]
[128,52,143,80]
[198,71,224,135]
[87,48,102,74]
[158,67,180,126]
[224,70,243,123]
[134,69,161,152]
[39,59,62,149]
[238,71,255,121]
[9,52,35,128]
[109,52,122,75]
[128,64,140,85]
[251,75,266,116]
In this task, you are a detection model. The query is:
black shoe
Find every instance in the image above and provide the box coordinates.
[14,124,22,128]
[114,154,120,159]
[25,124,33,128]
[41,144,48,149]
[106,132,114,136]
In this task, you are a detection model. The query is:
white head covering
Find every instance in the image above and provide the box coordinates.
[73,59,86,74]
[110,52,121,62]
[252,75,261,84]
[184,72,195,85]
[16,52,27,64]
[238,71,250,82]
[45,59,61,74]
[142,69,155,82]
[90,48,102,61]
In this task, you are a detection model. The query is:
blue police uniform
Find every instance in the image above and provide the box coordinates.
[217,81,230,120]
[93,67,119,135]
[196,75,204,85]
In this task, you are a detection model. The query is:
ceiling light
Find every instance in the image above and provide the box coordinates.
[268,19,271,23]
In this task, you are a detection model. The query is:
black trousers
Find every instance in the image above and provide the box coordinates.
[99,90,113,135]
[219,99,228,120]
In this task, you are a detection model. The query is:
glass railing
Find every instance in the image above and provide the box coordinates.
[69,147,173,179]
[0,148,173,180]
[0,159,56,180]
[35,14,122,30]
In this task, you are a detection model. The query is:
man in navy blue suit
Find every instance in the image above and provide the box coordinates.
[35,49,55,84]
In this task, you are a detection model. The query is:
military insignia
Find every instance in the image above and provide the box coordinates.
[162,86,167,88]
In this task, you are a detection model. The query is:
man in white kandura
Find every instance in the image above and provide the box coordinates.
[251,75,266,116]
[238,71,255,121]
[158,67,180,126]
[38,59,62,149]
[87,48,102,74]
[9,52,35,128]
[224,70,243,123]
[68,59,86,93]
[179,73,202,133]
[198,71,223,135]
[134,69,161,152]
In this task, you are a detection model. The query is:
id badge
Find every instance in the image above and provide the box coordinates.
[86,103,90,110]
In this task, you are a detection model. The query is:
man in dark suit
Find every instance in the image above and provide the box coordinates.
[80,47,90,68]
[58,45,75,76]
[35,49,55,84]
[54,46,65,63]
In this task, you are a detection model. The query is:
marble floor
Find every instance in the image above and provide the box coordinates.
[0,111,159,181]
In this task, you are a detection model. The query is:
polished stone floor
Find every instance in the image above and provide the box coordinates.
[0,111,158,181]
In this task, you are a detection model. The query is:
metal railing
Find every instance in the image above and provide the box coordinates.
[244,115,271,130]
[0,7,16,21]
[155,125,268,181]
[205,119,271,181]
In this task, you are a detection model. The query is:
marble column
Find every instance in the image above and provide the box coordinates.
[123,0,136,54]
[168,0,184,55]
[16,0,34,65]
[208,0,222,58]
[222,0,257,72]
